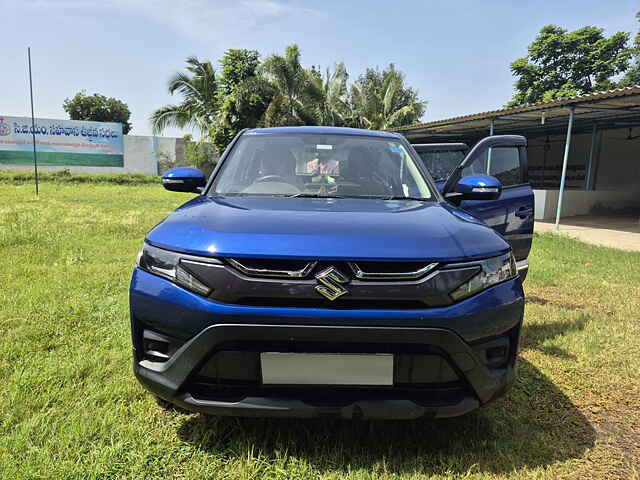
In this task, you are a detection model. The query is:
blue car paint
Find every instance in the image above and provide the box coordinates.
[459,185,535,261]
[131,267,524,343]
[130,126,532,419]
[431,160,534,261]
[455,174,502,196]
[146,196,511,262]
[162,167,206,180]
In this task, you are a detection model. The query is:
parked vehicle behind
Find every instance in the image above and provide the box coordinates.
[130,126,533,419]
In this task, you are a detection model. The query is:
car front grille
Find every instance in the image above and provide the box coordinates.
[188,346,469,406]
[226,258,438,281]
[179,257,480,310]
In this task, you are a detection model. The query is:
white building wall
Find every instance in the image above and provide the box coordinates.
[529,125,640,219]
[534,189,640,220]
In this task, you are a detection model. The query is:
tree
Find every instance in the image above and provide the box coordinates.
[509,25,632,106]
[349,64,426,129]
[261,44,323,126]
[150,56,218,135]
[209,49,274,152]
[312,63,350,126]
[620,12,640,87]
[63,91,132,133]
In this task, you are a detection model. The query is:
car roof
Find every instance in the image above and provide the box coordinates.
[244,126,403,139]
[412,143,468,152]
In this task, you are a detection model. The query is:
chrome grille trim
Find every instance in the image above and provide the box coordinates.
[227,258,318,278]
[348,262,439,280]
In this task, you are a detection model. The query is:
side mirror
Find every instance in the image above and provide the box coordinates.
[161,167,206,193]
[447,174,502,202]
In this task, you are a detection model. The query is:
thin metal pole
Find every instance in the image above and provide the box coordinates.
[28,47,39,196]
[487,118,495,174]
[555,108,574,230]
[585,123,598,191]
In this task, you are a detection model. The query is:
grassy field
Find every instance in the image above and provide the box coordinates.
[1,182,639,480]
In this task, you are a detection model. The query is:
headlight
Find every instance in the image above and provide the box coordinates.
[136,242,212,296]
[450,252,517,301]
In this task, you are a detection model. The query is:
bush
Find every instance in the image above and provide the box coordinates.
[0,169,159,185]
[185,141,218,177]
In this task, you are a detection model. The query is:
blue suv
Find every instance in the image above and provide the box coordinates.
[130,126,533,420]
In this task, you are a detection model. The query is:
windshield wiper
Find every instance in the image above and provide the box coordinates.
[382,195,431,201]
[286,193,346,199]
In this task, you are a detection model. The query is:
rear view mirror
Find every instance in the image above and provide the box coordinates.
[452,174,502,201]
[162,167,206,193]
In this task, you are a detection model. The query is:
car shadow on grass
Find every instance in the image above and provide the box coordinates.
[520,311,589,359]
[176,358,595,476]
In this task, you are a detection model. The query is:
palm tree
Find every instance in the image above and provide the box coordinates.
[313,62,350,126]
[150,57,218,135]
[350,67,426,130]
[261,45,322,126]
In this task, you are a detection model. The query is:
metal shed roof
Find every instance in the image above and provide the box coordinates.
[392,86,640,140]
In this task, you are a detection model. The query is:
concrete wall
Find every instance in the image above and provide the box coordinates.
[596,130,640,193]
[528,125,640,219]
[0,135,185,175]
[534,189,640,220]
[527,132,592,189]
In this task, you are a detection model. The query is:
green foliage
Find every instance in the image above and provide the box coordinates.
[620,12,640,87]
[509,25,632,106]
[349,64,426,129]
[63,91,132,134]
[208,49,274,152]
[313,62,350,126]
[150,56,218,135]
[184,140,217,174]
[151,45,427,152]
[0,169,158,184]
[261,44,323,126]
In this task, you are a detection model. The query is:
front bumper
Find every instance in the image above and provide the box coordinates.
[130,268,524,419]
[134,323,517,419]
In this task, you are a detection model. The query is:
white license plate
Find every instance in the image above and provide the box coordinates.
[260,352,394,386]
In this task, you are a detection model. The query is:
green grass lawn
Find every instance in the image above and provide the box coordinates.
[1,182,639,480]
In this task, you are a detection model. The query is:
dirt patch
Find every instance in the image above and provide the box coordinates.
[585,407,640,476]
[526,287,616,316]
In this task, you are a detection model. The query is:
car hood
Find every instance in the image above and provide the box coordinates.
[146,196,510,261]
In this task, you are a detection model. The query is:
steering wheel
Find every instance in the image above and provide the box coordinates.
[255,174,287,183]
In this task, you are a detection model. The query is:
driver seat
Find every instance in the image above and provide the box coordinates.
[259,144,298,181]
[341,147,388,196]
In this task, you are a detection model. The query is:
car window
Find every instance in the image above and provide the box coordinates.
[212,134,433,199]
[462,147,522,186]
[416,150,465,181]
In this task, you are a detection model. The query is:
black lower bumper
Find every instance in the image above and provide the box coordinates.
[134,324,517,420]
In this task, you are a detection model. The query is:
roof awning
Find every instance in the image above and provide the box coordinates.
[392,86,640,140]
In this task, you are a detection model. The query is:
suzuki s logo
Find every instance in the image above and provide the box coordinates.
[315,266,350,301]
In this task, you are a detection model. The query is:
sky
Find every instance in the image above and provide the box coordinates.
[1,0,638,137]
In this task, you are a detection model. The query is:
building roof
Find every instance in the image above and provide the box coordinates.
[392,86,640,140]
[246,126,401,138]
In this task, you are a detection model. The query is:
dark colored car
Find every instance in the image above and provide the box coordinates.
[130,126,533,420]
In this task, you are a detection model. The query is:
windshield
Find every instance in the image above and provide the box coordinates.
[416,150,465,181]
[211,134,433,199]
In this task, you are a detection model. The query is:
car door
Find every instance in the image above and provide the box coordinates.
[442,136,534,262]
